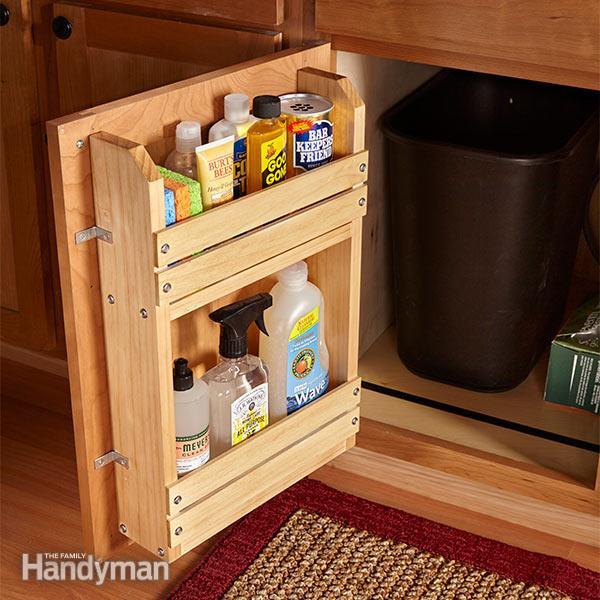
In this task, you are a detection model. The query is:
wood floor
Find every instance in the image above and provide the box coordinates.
[1,359,597,599]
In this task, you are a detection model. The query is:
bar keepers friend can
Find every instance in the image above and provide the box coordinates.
[280,93,334,177]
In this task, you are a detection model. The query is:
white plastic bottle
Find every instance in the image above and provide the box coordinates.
[165,121,202,180]
[208,94,257,198]
[259,261,330,421]
[173,358,210,475]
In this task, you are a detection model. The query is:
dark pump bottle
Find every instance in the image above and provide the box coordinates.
[201,293,273,457]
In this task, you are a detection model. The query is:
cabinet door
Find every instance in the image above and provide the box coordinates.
[47,3,282,116]
[1,0,56,350]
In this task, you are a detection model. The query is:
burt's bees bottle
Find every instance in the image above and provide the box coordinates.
[247,96,287,193]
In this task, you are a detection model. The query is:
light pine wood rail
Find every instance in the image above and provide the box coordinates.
[154,151,368,267]
[167,379,361,515]
[156,186,367,305]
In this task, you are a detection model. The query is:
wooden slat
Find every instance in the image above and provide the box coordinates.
[331,445,599,546]
[90,132,175,554]
[96,0,284,28]
[358,418,598,515]
[84,7,282,66]
[154,151,368,267]
[167,378,360,514]
[316,0,600,90]
[170,224,353,319]
[168,408,360,553]
[157,186,367,304]
[46,45,332,559]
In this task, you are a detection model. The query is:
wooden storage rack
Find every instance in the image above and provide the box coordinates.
[48,45,367,562]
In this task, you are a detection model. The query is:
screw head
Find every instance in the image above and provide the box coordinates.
[174,526,183,536]
[160,243,170,254]
[157,547,165,557]
[352,416,359,425]
[75,139,85,149]
[162,282,172,293]
[140,308,148,319]
[359,162,367,173]
[358,197,366,207]
[119,523,128,534]
[173,495,182,505]
[353,387,360,396]
[107,294,115,304]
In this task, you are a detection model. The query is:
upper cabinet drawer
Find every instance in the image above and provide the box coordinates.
[315,0,600,89]
[99,0,283,27]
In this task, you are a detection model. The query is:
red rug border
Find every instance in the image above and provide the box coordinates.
[168,478,599,600]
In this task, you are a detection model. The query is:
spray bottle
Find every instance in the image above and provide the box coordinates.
[202,293,273,457]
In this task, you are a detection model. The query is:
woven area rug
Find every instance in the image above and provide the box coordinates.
[169,479,598,600]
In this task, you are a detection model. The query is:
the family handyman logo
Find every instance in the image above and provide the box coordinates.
[22,553,169,585]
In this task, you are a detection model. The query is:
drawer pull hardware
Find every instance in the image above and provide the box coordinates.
[352,416,359,425]
[162,283,172,294]
[173,495,182,505]
[353,387,360,396]
[359,162,367,173]
[140,308,148,319]
[0,5,10,27]
[157,548,165,557]
[160,244,170,254]
[358,197,366,207]
[119,523,128,534]
[52,15,72,40]
[174,526,183,536]
[94,450,129,470]
[75,225,113,245]
[107,295,115,304]
[75,139,85,150]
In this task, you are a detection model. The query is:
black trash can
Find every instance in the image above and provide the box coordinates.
[382,70,599,392]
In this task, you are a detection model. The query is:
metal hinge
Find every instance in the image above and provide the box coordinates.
[94,450,129,470]
[75,225,113,245]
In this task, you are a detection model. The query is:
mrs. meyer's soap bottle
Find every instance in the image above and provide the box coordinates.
[203,293,273,457]
[173,358,210,475]
[259,261,330,421]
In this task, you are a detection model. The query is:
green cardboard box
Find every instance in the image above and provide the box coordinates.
[544,295,599,414]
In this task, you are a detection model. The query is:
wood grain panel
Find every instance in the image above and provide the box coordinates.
[332,445,599,546]
[46,46,332,559]
[154,150,368,266]
[94,0,284,28]
[156,187,367,304]
[53,3,281,109]
[168,409,359,555]
[167,379,360,515]
[1,0,56,349]
[316,0,600,89]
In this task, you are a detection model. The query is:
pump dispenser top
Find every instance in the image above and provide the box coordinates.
[209,293,273,358]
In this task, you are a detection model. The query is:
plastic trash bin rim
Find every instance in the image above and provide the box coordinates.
[381,71,599,166]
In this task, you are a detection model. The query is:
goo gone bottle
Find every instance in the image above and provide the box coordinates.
[173,358,210,475]
[202,293,273,457]
[259,261,330,420]
[246,95,287,193]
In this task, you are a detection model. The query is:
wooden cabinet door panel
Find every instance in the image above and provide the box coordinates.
[1,0,56,350]
[50,4,282,115]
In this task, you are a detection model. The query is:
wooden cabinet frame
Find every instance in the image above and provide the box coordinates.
[48,44,368,560]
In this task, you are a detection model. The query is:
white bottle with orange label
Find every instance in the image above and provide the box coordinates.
[259,261,330,422]
[173,358,210,475]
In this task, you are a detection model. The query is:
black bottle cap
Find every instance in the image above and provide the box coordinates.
[253,95,281,119]
[173,357,193,391]
[209,293,273,359]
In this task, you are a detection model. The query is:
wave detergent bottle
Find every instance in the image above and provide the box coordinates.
[259,261,330,421]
